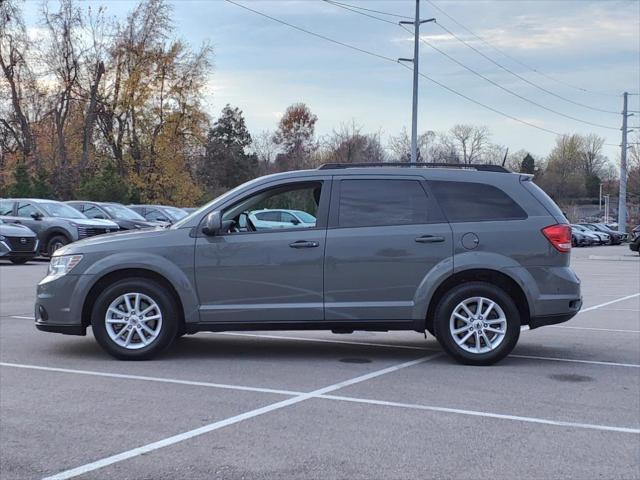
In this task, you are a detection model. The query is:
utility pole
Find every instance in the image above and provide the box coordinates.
[398,1,434,163]
[618,92,632,233]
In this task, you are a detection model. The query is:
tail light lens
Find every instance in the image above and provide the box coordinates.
[542,224,572,253]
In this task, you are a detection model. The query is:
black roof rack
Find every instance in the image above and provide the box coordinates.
[317,162,510,173]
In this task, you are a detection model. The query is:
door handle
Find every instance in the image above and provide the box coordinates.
[415,235,445,244]
[289,240,320,248]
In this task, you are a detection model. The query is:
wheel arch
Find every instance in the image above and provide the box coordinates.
[422,268,531,333]
[81,268,187,330]
[42,228,73,252]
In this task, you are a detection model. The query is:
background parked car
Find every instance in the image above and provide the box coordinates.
[0,199,119,256]
[67,201,160,230]
[128,205,188,224]
[579,223,623,245]
[571,224,608,245]
[0,218,39,264]
[570,226,594,247]
[629,225,640,255]
[249,209,317,230]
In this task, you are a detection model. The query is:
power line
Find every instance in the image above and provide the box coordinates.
[401,24,618,131]
[225,0,621,147]
[432,21,622,115]
[325,0,624,111]
[224,0,396,63]
[424,0,622,98]
[325,0,620,130]
[322,0,412,20]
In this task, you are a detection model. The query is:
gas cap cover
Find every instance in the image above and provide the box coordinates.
[461,232,480,250]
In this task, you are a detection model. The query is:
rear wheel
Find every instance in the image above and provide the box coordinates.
[434,282,520,366]
[91,278,178,360]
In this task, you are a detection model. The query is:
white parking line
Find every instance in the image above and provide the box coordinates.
[41,354,438,480]
[550,325,640,333]
[7,315,34,320]
[318,395,640,435]
[0,362,302,396]
[578,293,640,313]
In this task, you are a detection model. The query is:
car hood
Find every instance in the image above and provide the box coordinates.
[0,223,37,237]
[115,219,159,229]
[71,218,120,229]
[55,225,168,255]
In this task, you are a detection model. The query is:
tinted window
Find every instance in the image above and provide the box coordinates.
[83,205,107,219]
[338,179,429,228]
[430,181,526,222]
[0,200,14,215]
[255,211,281,221]
[146,209,168,221]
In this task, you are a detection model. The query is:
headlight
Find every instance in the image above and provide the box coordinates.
[0,235,5,241]
[43,255,83,281]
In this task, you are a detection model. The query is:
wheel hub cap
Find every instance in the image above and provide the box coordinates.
[449,296,507,354]
[105,292,163,350]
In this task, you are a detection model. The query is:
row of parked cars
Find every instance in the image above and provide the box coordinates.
[0,198,190,263]
[570,223,628,247]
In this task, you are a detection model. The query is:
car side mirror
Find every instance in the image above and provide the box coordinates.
[156,216,169,222]
[31,212,43,220]
[290,218,300,225]
[94,214,105,219]
[202,211,222,236]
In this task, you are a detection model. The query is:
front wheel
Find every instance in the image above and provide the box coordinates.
[434,282,520,366]
[46,235,69,256]
[91,278,178,360]
[10,257,29,264]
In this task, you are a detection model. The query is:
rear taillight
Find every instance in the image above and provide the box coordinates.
[542,224,572,253]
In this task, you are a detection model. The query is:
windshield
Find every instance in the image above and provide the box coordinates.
[39,201,86,219]
[295,211,316,223]
[163,207,188,221]
[102,204,146,221]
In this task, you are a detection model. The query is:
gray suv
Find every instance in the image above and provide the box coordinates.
[35,164,582,365]
[0,199,119,256]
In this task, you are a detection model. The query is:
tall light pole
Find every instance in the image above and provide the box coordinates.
[618,92,631,232]
[398,1,434,163]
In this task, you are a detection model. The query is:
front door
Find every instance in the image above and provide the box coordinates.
[195,178,330,324]
[324,176,453,321]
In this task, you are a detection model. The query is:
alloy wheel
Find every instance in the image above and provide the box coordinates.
[449,296,507,354]
[105,292,163,350]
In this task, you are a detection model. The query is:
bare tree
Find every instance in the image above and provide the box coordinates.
[251,130,277,174]
[387,127,435,162]
[0,0,36,162]
[579,133,607,178]
[448,124,490,164]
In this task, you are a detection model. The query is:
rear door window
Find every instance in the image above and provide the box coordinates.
[429,181,527,222]
[337,179,430,228]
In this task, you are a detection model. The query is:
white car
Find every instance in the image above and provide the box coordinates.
[249,209,316,230]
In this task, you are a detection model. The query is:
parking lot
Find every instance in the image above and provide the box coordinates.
[0,245,638,480]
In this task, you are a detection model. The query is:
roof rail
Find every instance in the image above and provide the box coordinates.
[317,162,510,173]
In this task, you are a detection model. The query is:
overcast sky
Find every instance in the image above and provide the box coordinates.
[23,0,640,160]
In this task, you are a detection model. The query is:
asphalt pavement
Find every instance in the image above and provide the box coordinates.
[0,245,638,479]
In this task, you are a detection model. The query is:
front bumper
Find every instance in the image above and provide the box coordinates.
[35,273,91,335]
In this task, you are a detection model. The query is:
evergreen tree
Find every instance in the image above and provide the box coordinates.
[77,162,130,202]
[8,163,32,197]
[520,153,535,174]
[198,105,257,197]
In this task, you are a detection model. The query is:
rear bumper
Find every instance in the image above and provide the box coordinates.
[529,299,581,329]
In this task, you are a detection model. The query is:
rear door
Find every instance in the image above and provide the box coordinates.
[324,176,453,321]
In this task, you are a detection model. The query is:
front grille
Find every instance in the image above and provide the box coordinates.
[5,236,37,252]
[77,227,113,239]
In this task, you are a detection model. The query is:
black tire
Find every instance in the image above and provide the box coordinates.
[433,282,520,366]
[91,278,178,360]
[9,257,29,264]
[46,235,69,256]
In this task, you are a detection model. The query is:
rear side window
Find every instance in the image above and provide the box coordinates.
[338,179,429,228]
[429,181,527,222]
